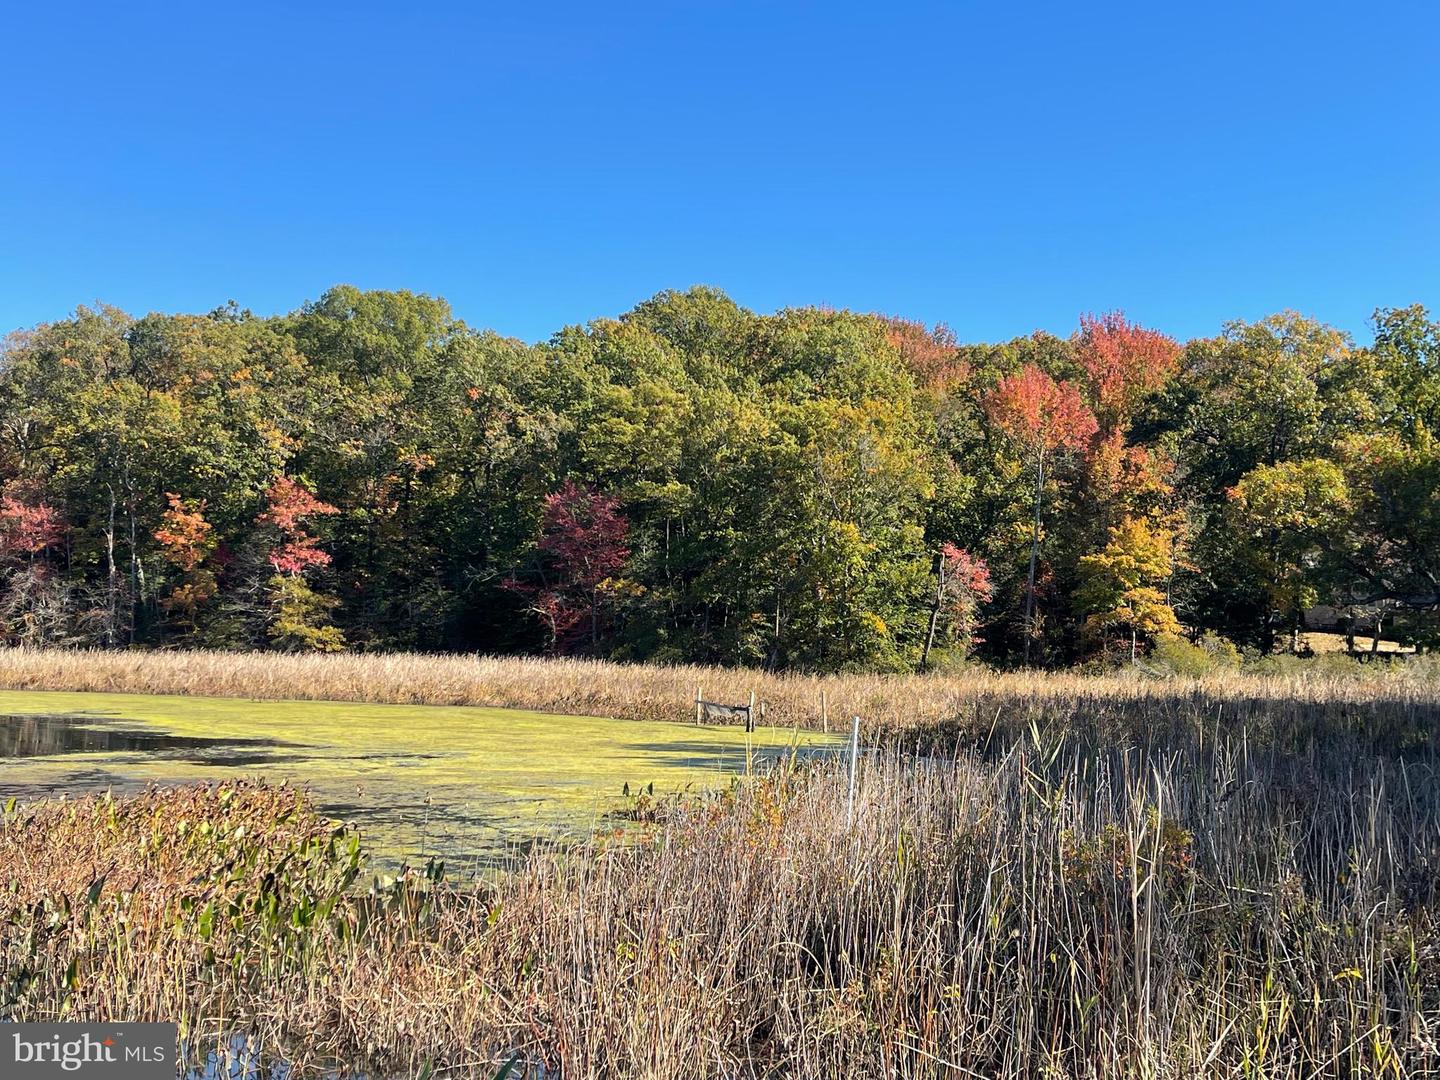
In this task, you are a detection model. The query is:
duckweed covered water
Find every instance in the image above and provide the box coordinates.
[0,690,840,868]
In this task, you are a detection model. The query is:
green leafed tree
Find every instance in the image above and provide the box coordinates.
[1227,458,1349,652]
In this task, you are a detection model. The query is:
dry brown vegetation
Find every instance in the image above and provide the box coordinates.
[0,646,1433,737]
[4,685,1440,1078]
[3,650,1439,1076]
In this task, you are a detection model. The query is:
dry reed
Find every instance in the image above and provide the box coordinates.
[0,646,1433,738]
[4,705,1438,1078]
[3,649,1438,1076]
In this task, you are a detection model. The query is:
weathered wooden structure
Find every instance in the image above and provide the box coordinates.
[694,687,758,731]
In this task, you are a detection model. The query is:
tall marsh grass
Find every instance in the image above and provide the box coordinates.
[4,717,1438,1077]
[0,646,1433,736]
[3,649,1437,1075]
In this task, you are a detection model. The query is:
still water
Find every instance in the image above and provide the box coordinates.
[0,689,839,869]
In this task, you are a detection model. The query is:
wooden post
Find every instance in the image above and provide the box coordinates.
[747,690,756,733]
[820,690,828,734]
[695,686,703,725]
[846,716,860,829]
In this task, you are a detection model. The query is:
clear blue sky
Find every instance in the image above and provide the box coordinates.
[2,1,1436,345]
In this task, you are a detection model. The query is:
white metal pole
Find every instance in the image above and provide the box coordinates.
[846,715,860,828]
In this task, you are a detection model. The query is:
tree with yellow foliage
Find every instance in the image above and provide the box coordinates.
[1077,517,1182,663]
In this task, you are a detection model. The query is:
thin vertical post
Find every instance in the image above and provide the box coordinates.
[695,686,702,725]
[747,690,756,733]
[846,715,860,829]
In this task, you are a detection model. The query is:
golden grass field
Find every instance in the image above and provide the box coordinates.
[0,646,1430,736]
[1300,630,1414,655]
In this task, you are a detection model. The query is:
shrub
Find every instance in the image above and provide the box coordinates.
[1247,650,1373,680]
[266,575,346,652]
[1150,631,1241,677]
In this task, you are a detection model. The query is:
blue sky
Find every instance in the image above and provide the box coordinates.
[2,1,1436,345]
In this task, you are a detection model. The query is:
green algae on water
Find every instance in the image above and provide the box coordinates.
[0,689,842,867]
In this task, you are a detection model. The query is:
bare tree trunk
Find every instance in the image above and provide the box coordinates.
[1023,449,1046,666]
[104,486,118,648]
[1263,528,1281,654]
[127,482,144,646]
[919,551,946,672]
[767,595,781,671]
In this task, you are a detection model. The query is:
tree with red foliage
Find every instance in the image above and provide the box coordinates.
[254,477,345,651]
[985,366,1098,455]
[258,476,339,575]
[1075,312,1181,432]
[920,543,994,669]
[881,317,969,392]
[0,495,63,563]
[507,481,631,652]
[0,488,66,645]
[985,365,1098,663]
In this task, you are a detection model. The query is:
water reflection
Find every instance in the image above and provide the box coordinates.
[185,1033,540,1080]
[187,1034,297,1080]
[0,713,283,759]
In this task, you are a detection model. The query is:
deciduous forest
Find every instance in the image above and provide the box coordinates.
[2,286,1436,670]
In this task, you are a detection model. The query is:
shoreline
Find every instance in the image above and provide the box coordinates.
[0,647,1429,737]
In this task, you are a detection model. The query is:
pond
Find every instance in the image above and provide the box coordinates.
[0,689,841,869]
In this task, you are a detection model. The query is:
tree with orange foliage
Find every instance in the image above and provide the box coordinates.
[154,493,214,572]
[1074,314,1186,623]
[1087,430,1178,525]
[153,493,218,631]
[1075,312,1181,433]
[985,365,1097,663]
[881,317,968,393]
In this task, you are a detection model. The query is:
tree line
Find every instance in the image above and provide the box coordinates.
[1,286,1435,670]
